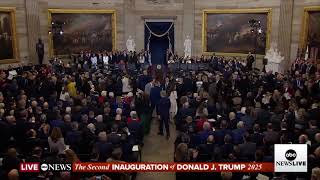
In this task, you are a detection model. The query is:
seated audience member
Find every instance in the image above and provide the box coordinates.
[2,148,21,174]
[198,122,213,144]
[250,124,264,147]
[25,129,42,153]
[65,121,82,151]
[95,115,107,134]
[94,131,113,162]
[7,169,19,180]
[198,135,219,161]
[214,120,232,145]
[26,146,43,163]
[238,132,256,161]
[220,134,234,159]
[48,127,66,154]
[127,111,143,144]
[232,121,246,145]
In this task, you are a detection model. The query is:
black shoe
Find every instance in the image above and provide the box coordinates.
[158,132,164,136]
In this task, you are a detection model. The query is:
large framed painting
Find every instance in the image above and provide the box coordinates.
[0,7,19,64]
[48,9,116,57]
[202,8,272,56]
[301,6,320,60]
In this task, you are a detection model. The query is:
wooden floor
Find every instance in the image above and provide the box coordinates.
[136,118,176,180]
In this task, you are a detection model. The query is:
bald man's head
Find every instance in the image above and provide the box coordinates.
[8,169,19,180]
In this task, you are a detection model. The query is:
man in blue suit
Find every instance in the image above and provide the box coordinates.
[157,91,171,139]
[150,81,162,116]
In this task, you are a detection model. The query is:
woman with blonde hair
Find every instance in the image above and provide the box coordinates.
[65,149,80,163]
[48,127,66,154]
[174,143,189,162]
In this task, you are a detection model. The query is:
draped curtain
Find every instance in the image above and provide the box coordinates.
[144,22,174,65]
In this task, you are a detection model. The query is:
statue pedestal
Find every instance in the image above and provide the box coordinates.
[265,61,281,73]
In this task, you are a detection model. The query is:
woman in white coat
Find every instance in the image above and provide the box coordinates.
[168,84,178,123]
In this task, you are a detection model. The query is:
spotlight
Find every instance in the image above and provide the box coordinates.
[51,22,54,25]
[48,31,52,34]
[60,30,64,35]
[258,28,262,34]
[251,29,254,33]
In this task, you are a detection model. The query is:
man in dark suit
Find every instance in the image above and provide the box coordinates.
[150,81,162,114]
[157,91,171,139]
[256,107,271,128]
[65,122,82,151]
[95,131,113,162]
[263,123,279,145]
[307,61,317,75]
[306,120,320,142]
[108,124,121,146]
[292,75,305,91]
[94,115,107,134]
[214,120,232,145]
[308,103,320,124]
[238,132,256,161]
[246,52,255,71]
[250,124,264,147]
[36,38,44,65]
[128,112,144,144]
[198,135,219,161]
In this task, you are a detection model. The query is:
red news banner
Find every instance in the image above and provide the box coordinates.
[73,162,274,172]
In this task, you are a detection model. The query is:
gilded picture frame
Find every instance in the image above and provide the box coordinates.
[202,8,272,57]
[48,9,116,57]
[300,6,320,49]
[0,7,19,64]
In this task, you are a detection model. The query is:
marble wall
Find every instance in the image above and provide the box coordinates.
[0,0,319,69]
[0,0,28,68]
[290,0,320,62]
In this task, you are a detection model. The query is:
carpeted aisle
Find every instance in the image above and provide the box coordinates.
[136,118,176,180]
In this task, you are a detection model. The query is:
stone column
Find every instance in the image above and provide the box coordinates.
[25,0,41,64]
[277,0,294,69]
[182,0,195,56]
[124,0,135,51]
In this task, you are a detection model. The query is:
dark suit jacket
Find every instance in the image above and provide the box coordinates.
[250,132,264,147]
[214,128,232,145]
[128,120,144,141]
[232,128,246,145]
[66,130,82,149]
[95,122,107,134]
[157,97,171,118]
[108,133,121,146]
[263,130,279,144]
[150,86,162,106]
[256,109,271,127]
[238,142,256,161]
[95,141,113,161]
[308,108,320,121]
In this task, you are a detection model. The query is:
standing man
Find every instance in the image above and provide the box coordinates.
[157,90,171,139]
[36,38,44,65]
[246,52,255,71]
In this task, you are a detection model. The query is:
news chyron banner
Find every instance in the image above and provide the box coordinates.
[20,162,273,173]
[19,144,308,173]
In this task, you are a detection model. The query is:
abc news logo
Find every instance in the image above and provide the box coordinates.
[274,144,307,172]
[20,163,72,172]
[285,149,297,161]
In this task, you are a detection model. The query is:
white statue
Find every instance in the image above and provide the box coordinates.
[264,42,284,73]
[126,35,136,52]
[184,35,192,58]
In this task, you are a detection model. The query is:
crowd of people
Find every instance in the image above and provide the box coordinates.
[0,51,319,180]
